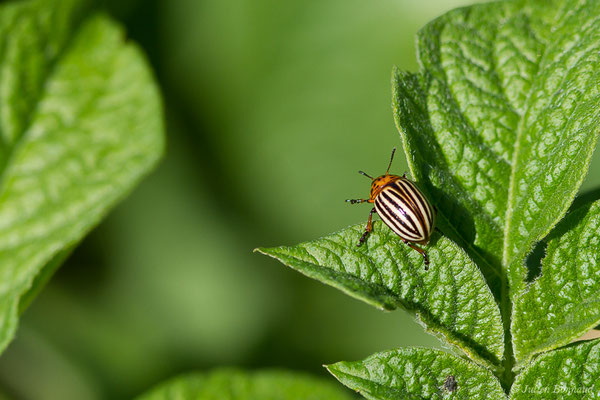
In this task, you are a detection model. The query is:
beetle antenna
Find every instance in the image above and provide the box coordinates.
[358,170,374,180]
[385,147,397,175]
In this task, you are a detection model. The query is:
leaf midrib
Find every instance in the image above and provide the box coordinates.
[395,68,505,284]
[0,6,84,195]
[424,15,509,283]
[501,0,587,269]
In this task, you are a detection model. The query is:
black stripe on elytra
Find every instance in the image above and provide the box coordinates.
[400,179,433,223]
[383,190,424,237]
[382,189,423,236]
[377,205,421,241]
[393,181,429,231]
[374,198,416,239]
[382,187,427,236]
[376,192,421,239]
[388,181,417,211]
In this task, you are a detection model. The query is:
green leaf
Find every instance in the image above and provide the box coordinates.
[503,0,600,293]
[0,0,164,352]
[0,0,89,152]
[326,348,505,400]
[393,0,600,299]
[510,339,600,399]
[257,221,504,368]
[136,369,357,400]
[512,200,600,365]
[259,0,600,391]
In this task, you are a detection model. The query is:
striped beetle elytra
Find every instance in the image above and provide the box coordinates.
[346,148,436,269]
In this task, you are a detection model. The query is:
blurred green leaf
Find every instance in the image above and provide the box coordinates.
[0,0,88,149]
[512,200,600,365]
[0,0,163,353]
[257,222,504,368]
[327,348,505,400]
[509,339,600,399]
[136,369,357,400]
[162,0,444,240]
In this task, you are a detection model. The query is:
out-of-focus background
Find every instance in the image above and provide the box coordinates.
[0,0,598,398]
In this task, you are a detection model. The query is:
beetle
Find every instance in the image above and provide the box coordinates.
[346,148,436,269]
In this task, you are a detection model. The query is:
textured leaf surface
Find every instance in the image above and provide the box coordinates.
[257,221,503,367]
[327,348,505,400]
[0,0,164,352]
[512,200,600,364]
[136,369,356,400]
[510,339,600,399]
[393,0,600,298]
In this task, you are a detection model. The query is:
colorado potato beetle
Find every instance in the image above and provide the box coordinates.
[346,148,436,269]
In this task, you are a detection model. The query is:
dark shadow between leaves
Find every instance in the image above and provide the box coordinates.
[427,229,442,247]
[525,240,547,283]
[546,336,600,352]
[569,186,600,212]
[525,186,600,282]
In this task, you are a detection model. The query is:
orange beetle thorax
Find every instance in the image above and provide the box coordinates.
[369,174,402,201]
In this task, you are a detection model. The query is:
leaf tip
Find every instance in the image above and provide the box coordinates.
[323,362,341,378]
[253,247,275,257]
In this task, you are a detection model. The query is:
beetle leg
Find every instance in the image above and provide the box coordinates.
[401,239,430,270]
[358,208,376,246]
[346,198,368,204]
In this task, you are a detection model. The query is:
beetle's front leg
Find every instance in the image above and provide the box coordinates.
[345,198,368,204]
[358,208,376,246]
